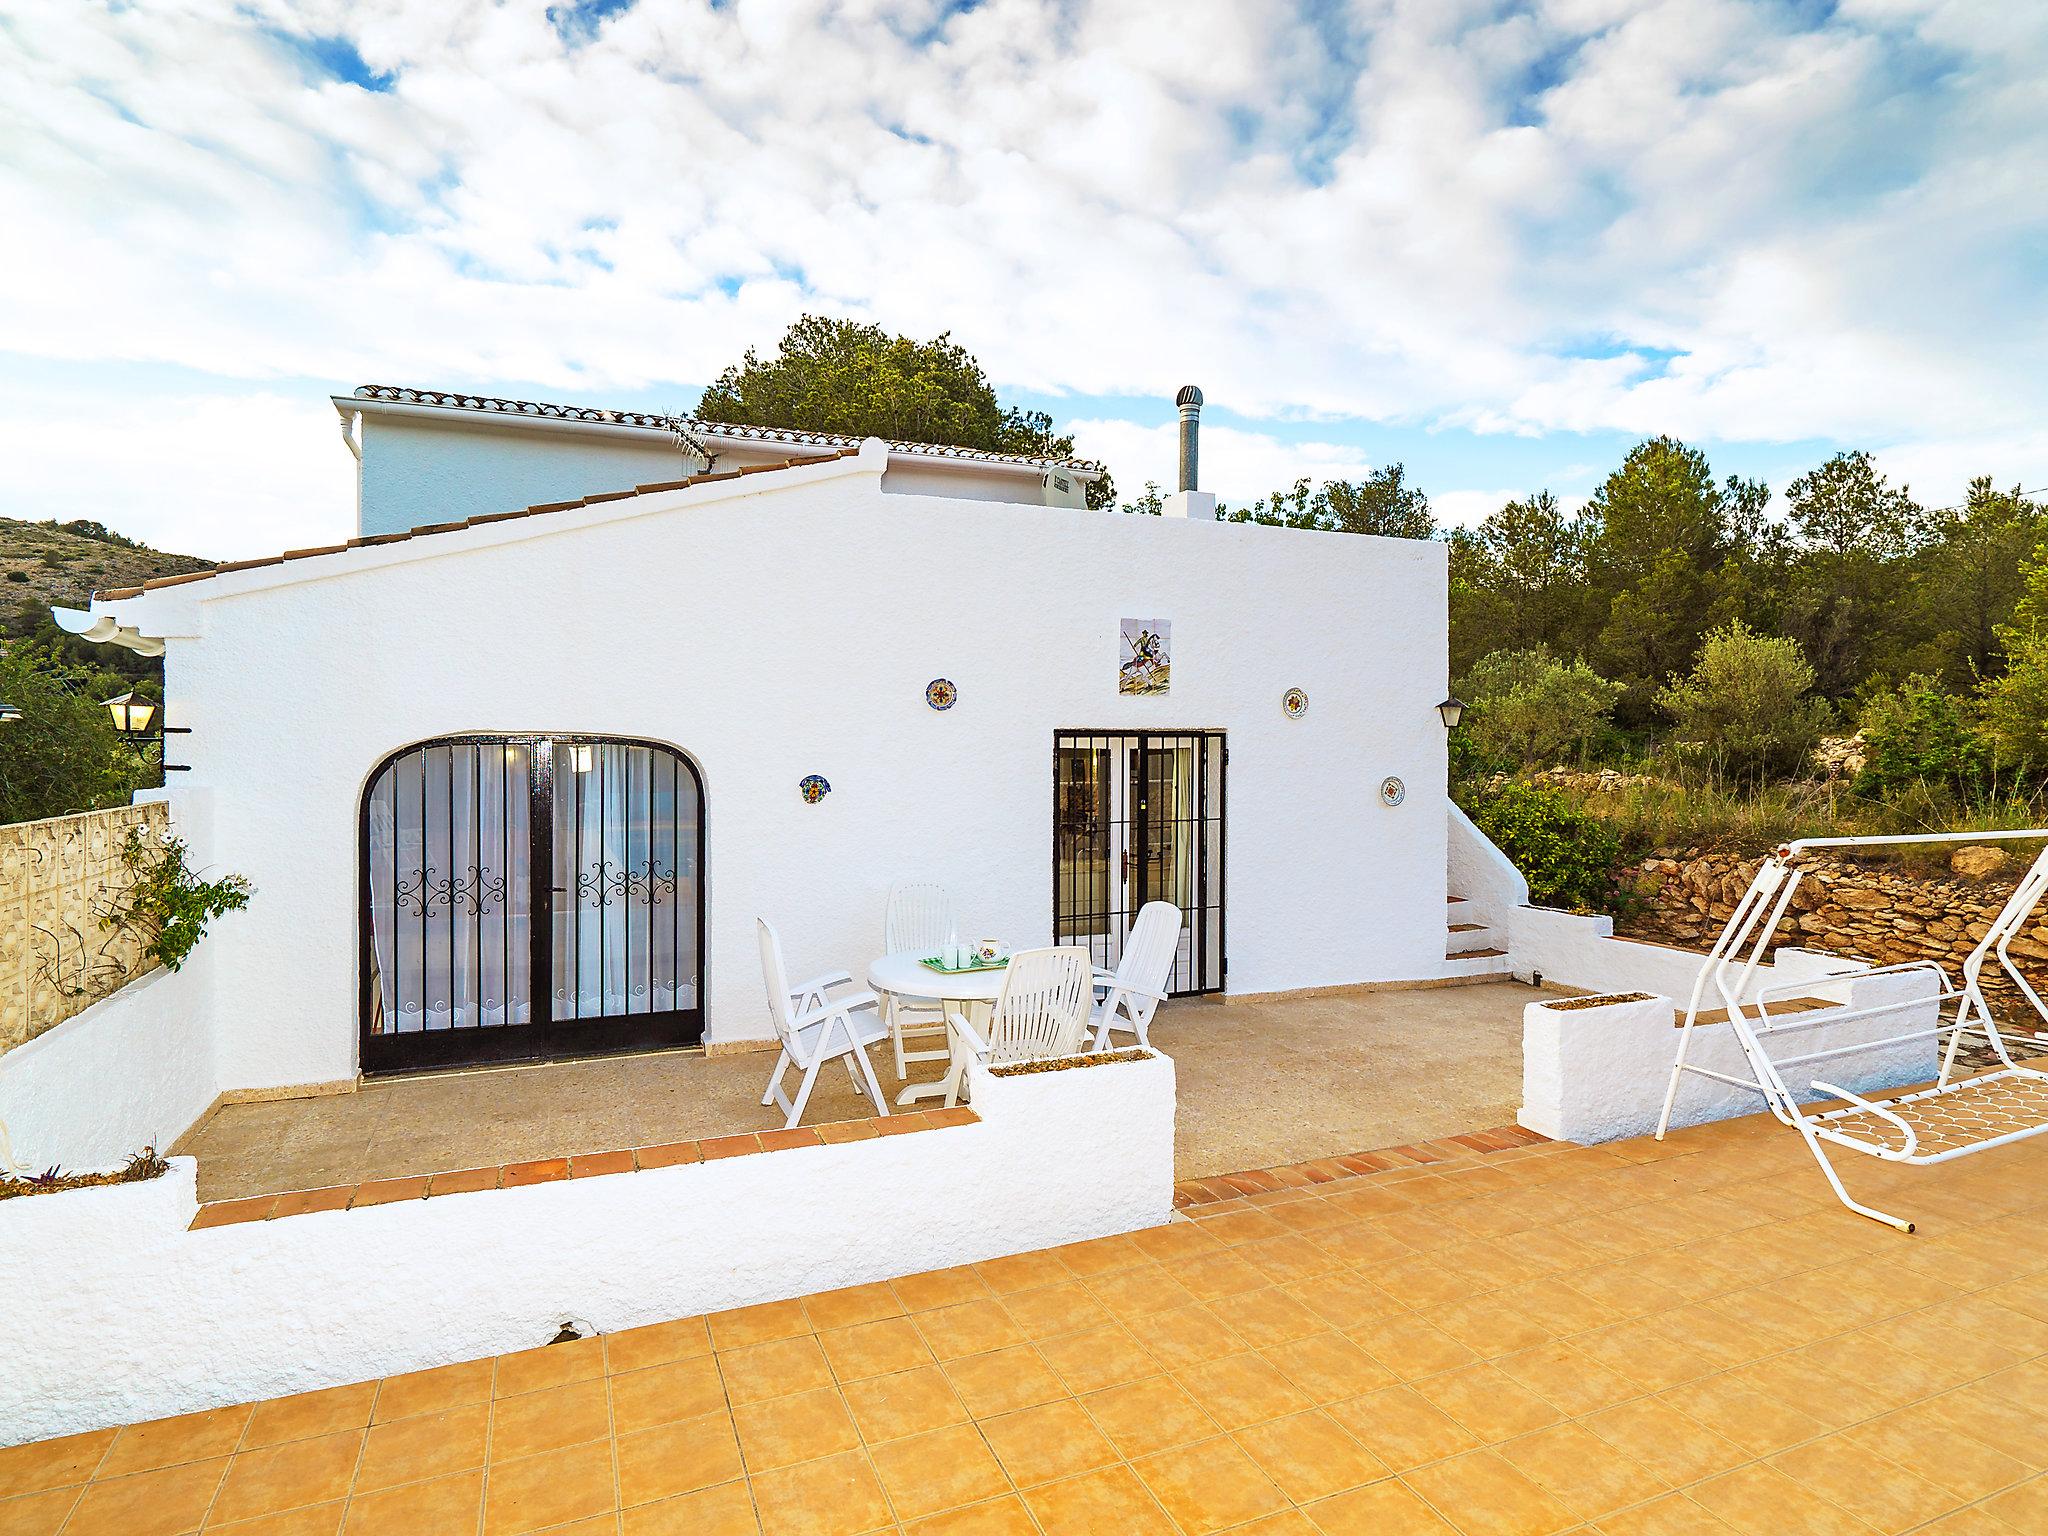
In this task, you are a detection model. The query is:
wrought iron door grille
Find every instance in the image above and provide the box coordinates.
[360,735,703,1074]
[1054,731,1224,996]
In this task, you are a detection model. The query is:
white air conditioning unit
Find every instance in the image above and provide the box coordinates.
[1042,470,1086,509]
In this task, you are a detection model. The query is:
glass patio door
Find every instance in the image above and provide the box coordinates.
[1053,731,1224,995]
[361,735,703,1073]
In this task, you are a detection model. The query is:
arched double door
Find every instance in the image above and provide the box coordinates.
[360,735,704,1074]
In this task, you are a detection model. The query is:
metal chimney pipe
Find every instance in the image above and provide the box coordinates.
[1175,385,1203,492]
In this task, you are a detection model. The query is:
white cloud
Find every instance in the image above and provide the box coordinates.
[0,0,2042,550]
[1065,420,1377,506]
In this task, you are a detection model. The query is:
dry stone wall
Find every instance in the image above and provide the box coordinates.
[1620,845,2048,1017]
[0,801,169,1055]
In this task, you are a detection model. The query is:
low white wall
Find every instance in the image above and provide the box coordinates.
[0,1049,1174,1446]
[0,961,215,1174]
[1505,903,1864,1004]
[1446,802,1528,934]
[1520,968,1942,1144]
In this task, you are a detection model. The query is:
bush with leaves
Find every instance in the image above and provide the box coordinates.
[1457,779,1624,913]
[1654,622,1831,785]
[1459,647,1623,768]
[0,644,156,824]
[103,829,252,972]
[1852,676,1994,798]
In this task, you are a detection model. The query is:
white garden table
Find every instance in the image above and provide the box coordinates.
[867,951,1009,1107]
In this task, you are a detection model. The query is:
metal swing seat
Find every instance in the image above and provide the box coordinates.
[1655,830,2048,1232]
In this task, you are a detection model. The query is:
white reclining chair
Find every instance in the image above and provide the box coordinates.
[944,946,1092,1107]
[1090,900,1181,1050]
[882,881,957,1080]
[757,918,891,1130]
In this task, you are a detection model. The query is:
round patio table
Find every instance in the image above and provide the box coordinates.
[867,951,1009,1107]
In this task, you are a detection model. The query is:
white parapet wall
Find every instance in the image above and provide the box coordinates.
[0,961,216,1174]
[1521,967,1943,1144]
[0,1049,1175,1446]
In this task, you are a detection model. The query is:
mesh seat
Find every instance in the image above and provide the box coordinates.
[1816,1070,2048,1158]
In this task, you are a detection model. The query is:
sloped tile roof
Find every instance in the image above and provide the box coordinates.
[93,450,856,602]
[348,384,1104,474]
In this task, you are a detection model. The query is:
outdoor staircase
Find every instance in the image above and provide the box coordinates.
[1444,895,1513,979]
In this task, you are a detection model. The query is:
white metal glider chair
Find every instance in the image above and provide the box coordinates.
[756,918,892,1131]
[1089,900,1181,1050]
[1656,830,2048,1232]
[943,946,1092,1107]
[882,881,958,1080]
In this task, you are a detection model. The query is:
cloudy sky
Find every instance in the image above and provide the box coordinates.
[3,0,2044,556]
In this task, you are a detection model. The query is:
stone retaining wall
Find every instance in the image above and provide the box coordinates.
[0,802,169,1055]
[1620,845,2048,1013]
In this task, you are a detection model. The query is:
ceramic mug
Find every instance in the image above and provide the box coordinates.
[976,939,1002,962]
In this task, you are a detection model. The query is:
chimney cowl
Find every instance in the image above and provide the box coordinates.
[1175,384,1202,492]
[1175,385,1204,408]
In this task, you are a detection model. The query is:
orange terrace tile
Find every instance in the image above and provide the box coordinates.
[502,1159,570,1187]
[757,1127,823,1152]
[426,1167,500,1196]
[635,1140,704,1168]
[350,1175,432,1208]
[568,1150,635,1178]
[698,1133,762,1161]
[270,1186,354,1218]
[189,1196,276,1229]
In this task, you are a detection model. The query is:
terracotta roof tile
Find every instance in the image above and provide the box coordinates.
[92,448,855,603]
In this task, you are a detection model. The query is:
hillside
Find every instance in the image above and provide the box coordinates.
[0,517,213,639]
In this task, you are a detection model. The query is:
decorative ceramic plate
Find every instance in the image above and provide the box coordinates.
[926,678,957,711]
[1380,776,1406,806]
[1282,687,1308,718]
[799,774,831,804]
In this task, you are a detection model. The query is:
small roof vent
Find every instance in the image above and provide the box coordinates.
[1175,385,1204,408]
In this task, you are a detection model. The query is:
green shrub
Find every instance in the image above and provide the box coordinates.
[1655,621,1830,785]
[103,830,252,971]
[1852,676,1993,798]
[1459,779,1624,912]
[1460,647,1624,767]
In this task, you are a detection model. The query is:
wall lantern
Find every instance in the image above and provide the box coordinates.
[1437,696,1466,730]
[103,691,190,770]
[0,700,20,724]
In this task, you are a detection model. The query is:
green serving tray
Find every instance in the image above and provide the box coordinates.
[920,952,1010,975]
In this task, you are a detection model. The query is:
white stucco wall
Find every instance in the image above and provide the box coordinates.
[0,1051,1174,1446]
[100,448,1450,1093]
[0,961,216,1174]
[355,411,1065,537]
[1520,967,1942,1144]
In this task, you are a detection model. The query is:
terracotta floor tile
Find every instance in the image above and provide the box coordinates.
[348,1177,429,1209]
[1581,1398,1748,1487]
[747,1447,894,1536]
[942,1347,1068,1419]
[1590,1491,1742,1536]
[0,1485,77,1536]
[1323,1385,1479,1472]
[978,1399,1118,1488]
[371,1358,494,1423]
[903,1491,1040,1534]
[820,1316,935,1382]
[1843,1406,2032,1504]
[1403,1448,1579,1536]
[354,1402,489,1492]
[844,1365,971,1443]
[1035,1324,1160,1395]
[615,1411,744,1507]
[707,1298,811,1350]
[1131,1434,1290,1535]
[1144,1304,1248,1371]
[917,1300,1027,1362]
[341,1469,485,1536]
[1984,1475,2048,1532]
[1412,1363,1563,1445]
[1223,1289,1329,1350]
[720,1334,836,1405]
[1347,1316,1480,1381]
[1000,1281,1111,1341]
[1082,1374,1219,1458]
[1176,1352,1313,1430]
[1494,1422,1669,1524]
[893,1267,996,1314]
[732,1385,861,1473]
[869,1423,1011,1522]
[1491,1345,1638,1421]
[480,1439,616,1535]
[1054,1234,1151,1280]
[1233,1409,1387,1503]
[241,1383,377,1449]
[1303,1477,1459,1535]
[1263,1332,1396,1403]
[1088,1264,1198,1320]
[975,1250,1073,1295]
[631,1140,705,1171]
[204,1500,348,1533]
[1770,1435,1959,1533]
[609,1355,726,1434]
[605,1317,713,1376]
[57,1457,225,1536]
[620,1478,760,1536]
[489,1378,611,1461]
[1170,1251,1270,1302]
[1687,1462,1876,1536]
[0,1428,115,1498]
[96,1404,251,1478]
[1022,1463,1179,1536]
[210,1431,363,1524]
[493,1336,605,1398]
[804,1282,906,1334]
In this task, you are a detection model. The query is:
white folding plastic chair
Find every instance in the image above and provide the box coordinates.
[943,946,1092,1106]
[1089,900,1181,1050]
[882,881,958,1080]
[757,918,892,1130]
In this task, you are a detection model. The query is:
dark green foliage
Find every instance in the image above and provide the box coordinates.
[1224,464,1433,537]
[1457,779,1624,913]
[103,829,252,972]
[0,645,157,824]
[1852,677,1993,798]
[696,314,1114,507]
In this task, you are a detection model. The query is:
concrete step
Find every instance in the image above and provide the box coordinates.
[1443,945,1513,979]
[1447,920,1494,959]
